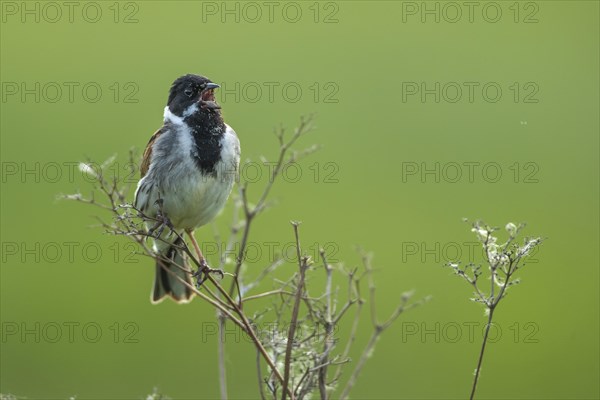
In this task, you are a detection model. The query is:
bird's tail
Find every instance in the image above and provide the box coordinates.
[152,236,194,304]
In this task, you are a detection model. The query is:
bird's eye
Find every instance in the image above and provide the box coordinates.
[184,88,194,97]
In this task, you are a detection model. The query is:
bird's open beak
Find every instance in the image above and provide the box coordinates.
[200,82,221,109]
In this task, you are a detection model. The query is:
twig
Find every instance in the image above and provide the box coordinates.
[318,250,334,400]
[281,222,309,400]
[243,289,318,303]
[218,314,228,400]
[469,308,495,400]
[331,271,362,390]
[256,348,267,400]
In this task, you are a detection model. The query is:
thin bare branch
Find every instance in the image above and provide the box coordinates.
[281,222,309,400]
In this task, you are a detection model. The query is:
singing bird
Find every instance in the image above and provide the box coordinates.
[134,74,240,303]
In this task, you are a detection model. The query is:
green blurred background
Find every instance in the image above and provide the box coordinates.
[1,1,598,399]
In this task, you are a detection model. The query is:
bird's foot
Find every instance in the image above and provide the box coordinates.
[192,259,225,288]
[147,199,174,239]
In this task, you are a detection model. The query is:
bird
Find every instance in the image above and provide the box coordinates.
[133,74,240,304]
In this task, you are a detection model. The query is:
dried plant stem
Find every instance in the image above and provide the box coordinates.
[229,185,253,297]
[470,308,495,400]
[281,222,309,400]
[217,313,228,400]
[257,348,267,400]
[318,250,334,400]
[214,206,239,400]
[331,275,362,390]
[470,267,512,399]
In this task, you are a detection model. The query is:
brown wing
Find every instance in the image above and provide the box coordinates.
[140,128,163,178]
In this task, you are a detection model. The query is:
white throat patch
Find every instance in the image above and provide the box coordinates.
[163,103,198,125]
[163,106,183,125]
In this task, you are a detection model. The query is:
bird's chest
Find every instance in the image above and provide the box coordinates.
[189,130,223,175]
[148,125,239,228]
[155,124,228,183]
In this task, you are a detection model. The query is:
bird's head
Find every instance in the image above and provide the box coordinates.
[166,74,221,120]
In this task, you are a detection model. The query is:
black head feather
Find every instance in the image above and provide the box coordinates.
[167,74,219,117]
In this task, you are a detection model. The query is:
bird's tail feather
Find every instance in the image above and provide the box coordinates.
[152,236,194,304]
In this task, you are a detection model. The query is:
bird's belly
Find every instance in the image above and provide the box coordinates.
[162,172,234,230]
